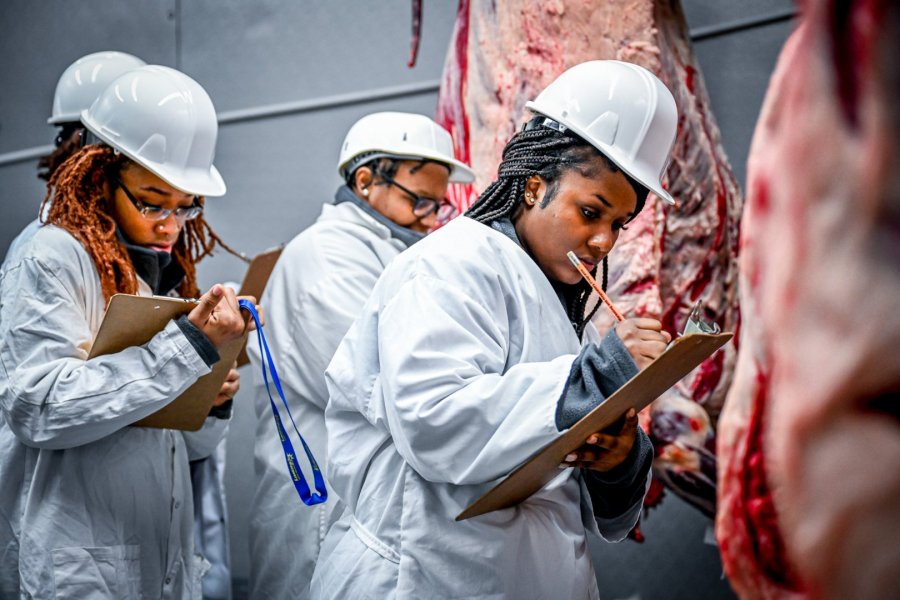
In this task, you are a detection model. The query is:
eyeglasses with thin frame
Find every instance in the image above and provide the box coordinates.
[373,169,456,221]
[116,177,203,222]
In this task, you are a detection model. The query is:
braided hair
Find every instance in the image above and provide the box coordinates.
[40,144,242,302]
[466,117,649,335]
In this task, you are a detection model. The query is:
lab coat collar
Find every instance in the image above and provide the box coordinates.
[490,217,584,335]
[333,185,425,248]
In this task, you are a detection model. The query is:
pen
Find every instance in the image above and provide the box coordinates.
[565,251,625,322]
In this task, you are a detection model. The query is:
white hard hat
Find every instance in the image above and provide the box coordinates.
[525,60,678,205]
[48,51,146,125]
[81,65,226,197]
[338,112,475,184]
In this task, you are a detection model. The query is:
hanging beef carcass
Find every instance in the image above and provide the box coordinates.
[716,0,900,597]
[436,0,742,518]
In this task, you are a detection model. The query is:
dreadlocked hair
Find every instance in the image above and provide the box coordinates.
[466,117,648,335]
[172,210,246,299]
[41,144,244,302]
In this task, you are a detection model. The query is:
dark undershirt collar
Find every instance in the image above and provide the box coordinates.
[116,229,185,295]
[333,185,425,248]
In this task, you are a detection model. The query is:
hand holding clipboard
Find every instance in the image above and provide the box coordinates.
[457,254,730,520]
[456,331,731,521]
[89,285,260,431]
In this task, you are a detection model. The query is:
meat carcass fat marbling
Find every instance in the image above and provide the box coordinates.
[436,0,743,518]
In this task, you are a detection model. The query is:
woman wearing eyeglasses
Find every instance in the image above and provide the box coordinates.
[245,111,474,600]
[0,65,256,599]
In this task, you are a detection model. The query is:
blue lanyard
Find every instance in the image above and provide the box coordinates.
[239,299,328,506]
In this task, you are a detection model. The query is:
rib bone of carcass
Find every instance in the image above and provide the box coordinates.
[436,0,742,518]
[716,0,900,597]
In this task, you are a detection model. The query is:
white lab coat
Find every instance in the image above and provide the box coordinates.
[190,442,231,600]
[247,199,407,599]
[0,224,228,599]
[4,218,41,260]
[311,216,646,600]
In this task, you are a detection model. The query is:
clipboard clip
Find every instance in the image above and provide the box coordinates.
[681,301,720,336]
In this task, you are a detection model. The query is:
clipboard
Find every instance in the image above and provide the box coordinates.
[88,294,247,431]
[236,245,284,367]
[456,331,732,521]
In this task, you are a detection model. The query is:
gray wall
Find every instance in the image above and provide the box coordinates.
[0,1,794,598]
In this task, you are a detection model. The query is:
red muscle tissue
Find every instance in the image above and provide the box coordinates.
[717,1,900,597]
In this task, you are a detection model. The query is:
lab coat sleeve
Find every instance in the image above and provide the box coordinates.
[182,416,230,461]
[0,256,212,449]
[177,315,229,460]
[371,274,572,486]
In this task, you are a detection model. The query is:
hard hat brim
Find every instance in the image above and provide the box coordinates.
[447,159,476,184]
[47,113,82,126]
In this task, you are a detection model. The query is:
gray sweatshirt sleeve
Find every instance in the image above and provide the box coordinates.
[555,328,653,520]
[555,328,638,430]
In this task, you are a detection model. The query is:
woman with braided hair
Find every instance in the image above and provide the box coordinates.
[311,61,678,599]
[465,118,654,339]
[0,66,257,599]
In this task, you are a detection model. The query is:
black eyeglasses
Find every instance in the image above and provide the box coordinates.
[373,170,455,221]
[116,177,203,222]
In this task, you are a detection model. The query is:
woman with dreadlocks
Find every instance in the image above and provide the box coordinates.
[0,65,255,599]
[311,61,678,599]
